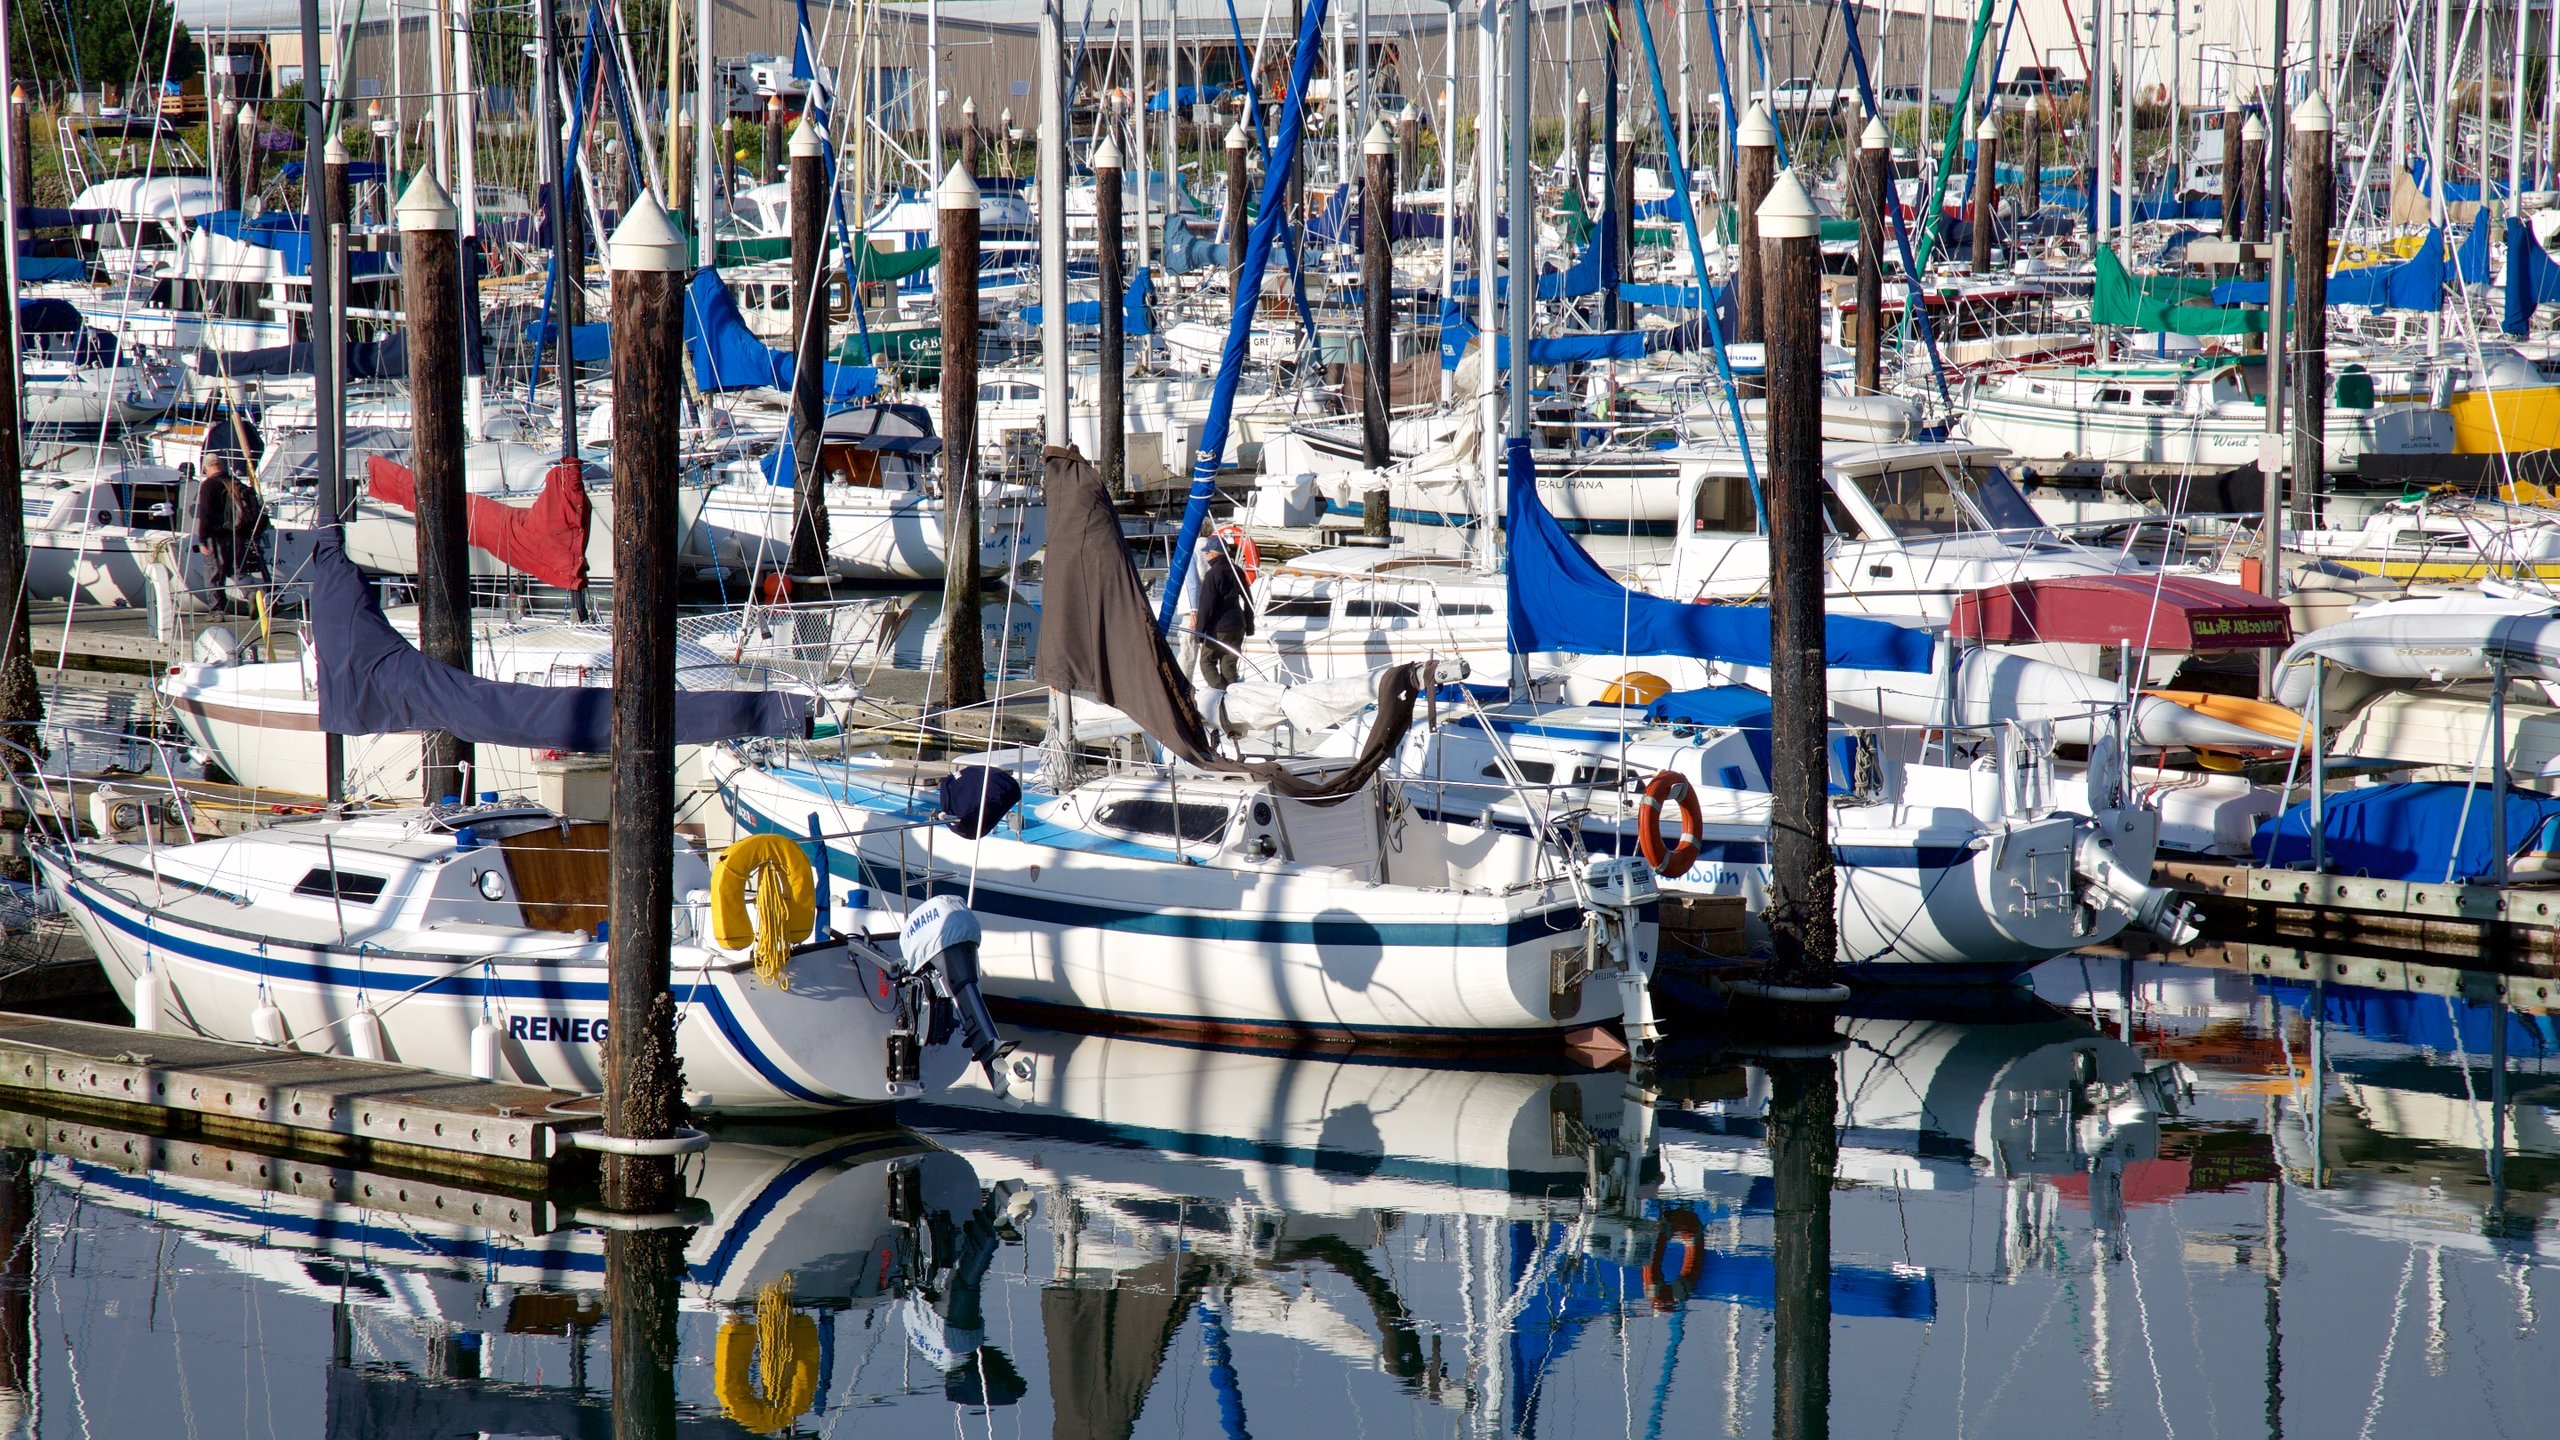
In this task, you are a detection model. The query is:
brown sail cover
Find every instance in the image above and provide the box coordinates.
[1032,445,1417,803]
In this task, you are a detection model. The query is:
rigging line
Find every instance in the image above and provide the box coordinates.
[2354,1244,2417,1440]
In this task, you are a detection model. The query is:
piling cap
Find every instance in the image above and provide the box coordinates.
[1617,117,1634,143]
[1862,116,1890,150]
[2295,89,2332,133]
[1977,112,1999,141]
[238,103,258,127]
[1576,87,1592,105]
[1363,119,1393,155]
[607,192,690,273]
[324,131,346,163]
[1738,103,1777,150]
[789,116,824,157]
[938,159,981,209]
[1001,106,1014,127]
[9,86,24,105]
[963,96,978,118]
[2242,112,2265,142]
[1226,122,1249,150]
[1092,132,1123,170]
[394,169,458,231]
[1757,169,1819,239]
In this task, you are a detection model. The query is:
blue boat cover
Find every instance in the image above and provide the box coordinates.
[15,299,81,335]
[1146,83,1236,112]
[194,209,392,278]
[1646,684,1774,777]
[1504,437,1937,672]
[13,207,116,228]
[2404,157,2520,203]
[2507,218,2560,335]
[682,267,879,399]
[523,318,613,363]
[2253,780,2560,881]
[2263,978,2558,1061]
[1436,303,1649,368]
[14,256,85,281]
[311,530,806,750]
[194,333,410,380]
[1019,266,1155,335]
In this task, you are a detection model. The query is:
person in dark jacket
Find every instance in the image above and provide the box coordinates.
[193,451,269,607]
[1189,535,1254,690]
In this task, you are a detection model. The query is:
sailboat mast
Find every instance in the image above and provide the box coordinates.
[696,0,716,267]
[1042,0,1071,442]
[1505,0,1528,439]
[928,0,946,179]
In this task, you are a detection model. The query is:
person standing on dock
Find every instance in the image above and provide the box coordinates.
[192,452,269,611]
[1188,534,1254,693]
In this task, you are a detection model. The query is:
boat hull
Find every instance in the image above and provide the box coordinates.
[35,847,965,1112]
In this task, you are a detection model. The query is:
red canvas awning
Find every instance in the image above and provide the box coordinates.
[1949,575,2293,651]
[367,455,591,593]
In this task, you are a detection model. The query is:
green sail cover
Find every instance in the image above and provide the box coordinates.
[2095,248,2255,332]
[854,243,940,281]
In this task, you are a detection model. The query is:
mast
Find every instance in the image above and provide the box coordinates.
[1042,0,1071,444]
[928,0,946,180]
[696,0,716,267]
[301,0,344,802]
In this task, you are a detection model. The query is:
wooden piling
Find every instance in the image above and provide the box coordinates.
[397,173,474,804]
[216,98,240,211]
[2020,99,2040,215]
[1971,110,1998,273]
[962,97,981,174]
[1225,123,1250,294]
[1757,172,1838,987]
[1735,104,1776,351]
[323,134,351,284]
[939,163,986,712]
[1361,120,1395,494]
[1767,1053,1839,1440]
[670,111,693,231]
[2292,91,2331,521]
[6,89,28,219]
[1854,118,1887,398]
[786,118,831,582]
[238,103,263,205]
[764,94,786,181]
[2221,104,2244,241]
[1095,132,1128,491]
[1610,119,1634,330]
[2240,112,2268,250]
[601,197,691,1216]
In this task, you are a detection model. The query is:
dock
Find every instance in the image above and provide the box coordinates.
[2157,858,2560,955]
[0,1013,600,1192]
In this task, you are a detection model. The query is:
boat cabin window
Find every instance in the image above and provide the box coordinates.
[1438,602,1492,617]
[1821,485,1864,536]
[1691,473,1760,534]
[1265,596,1333,620]
[2096,387,2133,404]
[1095,798,1231,844]
[978,383,1007,404]
[819,443,884,488]
[292,867,387,905]
[2142,388,2177,407]
[1958,463,2043,530]
[1344,599,1421,620]
[1855,466,1967,536]
[1488,760,1558,784]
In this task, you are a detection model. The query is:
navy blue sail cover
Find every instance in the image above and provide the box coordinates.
[311,532,806,750]
[1504,437,1937,673]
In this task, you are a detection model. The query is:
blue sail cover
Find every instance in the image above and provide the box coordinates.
[1504,438,1936,671]
[311,531,806,750]
[1019,266,1155,334]
[2253,781,2560,880]
[195,210,392,278]
[1436,302,1651,368]
[682,268,880,399]
[2506,219,2560,335]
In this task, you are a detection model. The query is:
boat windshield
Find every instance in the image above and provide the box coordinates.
[1847,460,2045,538]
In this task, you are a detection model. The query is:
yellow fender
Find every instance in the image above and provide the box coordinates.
[711,834,818,955]
[714,1310,820,1433]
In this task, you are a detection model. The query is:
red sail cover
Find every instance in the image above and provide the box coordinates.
[366,454,591,592]
[1949,575,2293,652]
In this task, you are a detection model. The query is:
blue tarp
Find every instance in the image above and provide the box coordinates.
[2506,218,2560,335]
[1020,266,1155,335]
[2210,225,2482,310]
[523,319,612,363]
[2404,157,2519,204]
[1145,83,1237,112]
[2254,781,2560,881]
[681,267,879,400]
[13,208,114,228]
[276,160,388,184]
[13,255,85,281]
[16,299,80,335]
[1504,436,1937,672]
[1646,685,1774,778]
[194,208,392,278]
[1435,303,1650,367]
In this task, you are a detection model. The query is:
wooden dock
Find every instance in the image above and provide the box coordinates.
[0,1013,599,1192]
[2161,858,2560,953]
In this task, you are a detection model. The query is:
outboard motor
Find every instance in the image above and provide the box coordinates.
[2074,829,2200,946]
[897,895,1015,1093]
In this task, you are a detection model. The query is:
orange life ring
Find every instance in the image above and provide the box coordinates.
[1215,524,1260,584]
[757,571,793,605]
[1637,769,1704,878]
[1643,1209,1707,1310]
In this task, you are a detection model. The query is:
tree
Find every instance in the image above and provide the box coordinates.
[8,0,202,103]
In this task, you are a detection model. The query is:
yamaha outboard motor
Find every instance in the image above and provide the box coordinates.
[898,895,1012,1091]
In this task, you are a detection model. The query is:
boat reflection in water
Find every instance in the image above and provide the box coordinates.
[26,1120,1011,1436]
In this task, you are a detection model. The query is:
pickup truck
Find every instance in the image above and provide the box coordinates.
[1753,77,1858,117]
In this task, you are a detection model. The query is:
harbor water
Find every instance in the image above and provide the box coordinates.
[0,949,2545,1438]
